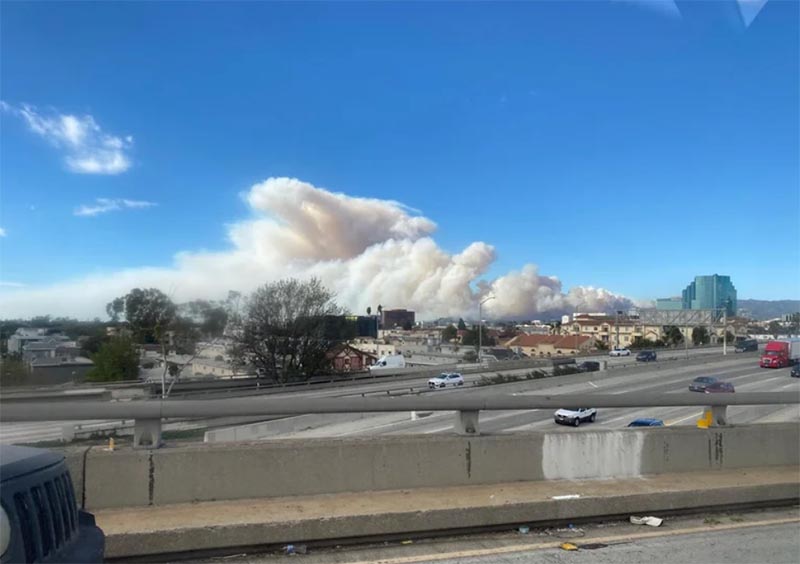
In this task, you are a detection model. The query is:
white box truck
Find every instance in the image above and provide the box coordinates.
[369,354,406,373]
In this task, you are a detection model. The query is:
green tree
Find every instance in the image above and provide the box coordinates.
[0,356,30,386]
[107,288,177,344]
[692,326,710,346]
[86,337,140,382]
[595,340,609,351]
[441,325,458,342]
[461,325,496,348]
[457,318,467,330]
[181,300,229,338]
[663,325,684,346]
[463,350,478,363]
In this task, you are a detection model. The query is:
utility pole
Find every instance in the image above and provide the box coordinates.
[723,309,727,355]
[478,296,495,365]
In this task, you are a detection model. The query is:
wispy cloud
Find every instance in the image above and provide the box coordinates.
[737,0,769,27]
[1,101,133,174]
[74,198,157,217]
[0,227,6,237]
[0,281,26,288]
[617,0,682,19]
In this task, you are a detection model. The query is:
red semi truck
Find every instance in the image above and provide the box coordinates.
[760,338,800,368]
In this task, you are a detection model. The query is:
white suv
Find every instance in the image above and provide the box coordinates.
[554,407,597,426]
[428,373,464,389]
[609,347,631,357]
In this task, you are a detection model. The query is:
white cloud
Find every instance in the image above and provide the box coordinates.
[0,281,26,288]
[0,177,634,319]
[0,227,6,237]
[737,0,769,27]
[74,198,157,217]
[1,102,133,174]
[616,0,682,19]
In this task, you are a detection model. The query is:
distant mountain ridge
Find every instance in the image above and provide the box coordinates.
[737,299,800,320]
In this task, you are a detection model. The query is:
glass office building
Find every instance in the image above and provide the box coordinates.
[681,275,737,317]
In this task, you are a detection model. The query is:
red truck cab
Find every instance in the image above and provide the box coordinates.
[760,339,800,368]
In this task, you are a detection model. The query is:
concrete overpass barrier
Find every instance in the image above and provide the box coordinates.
[66,423,800,510]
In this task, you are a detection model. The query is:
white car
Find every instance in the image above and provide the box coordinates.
[609,348,631,357]
[554,407,597,426]
[428,372,464,389]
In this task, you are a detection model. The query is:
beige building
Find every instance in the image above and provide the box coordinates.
[504,334,594,357]
[561,315,662,346]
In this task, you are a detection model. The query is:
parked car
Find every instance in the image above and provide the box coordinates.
[704,381,735,393]
[627,418,664,427]
[428,372,464,389]
[554,407,597,427]
[636,350,657,362]
[734,339,758,353]
[609,348,631,357]
[576,361,601,373]
[1,445,104,564]
[689,376,719,392]
[791,364,800,378]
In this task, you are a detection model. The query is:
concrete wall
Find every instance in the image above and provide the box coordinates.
[64,423,800,510]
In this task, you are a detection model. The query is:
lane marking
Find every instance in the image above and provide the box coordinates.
[342,516,800,564]
[666,412,703,426]
[588,382,598,389]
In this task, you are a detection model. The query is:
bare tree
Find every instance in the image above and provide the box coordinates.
[229,278,345,382]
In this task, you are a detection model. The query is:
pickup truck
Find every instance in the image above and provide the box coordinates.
[554,407,597,427]
[1,445,104,563]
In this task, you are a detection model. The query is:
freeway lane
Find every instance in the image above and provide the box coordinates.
[0,350,784,444]
[275,355,799,438]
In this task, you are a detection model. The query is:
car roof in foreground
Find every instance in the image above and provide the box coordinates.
[0,444,64,482]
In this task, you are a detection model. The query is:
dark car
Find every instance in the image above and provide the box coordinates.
[636,350,657,362]
[1,445,104,564]
[627,418,664,427]
[735,339,758,353]
[704,381,735,393]
[689,376,718,392]
[576,361,601,373]
[792,365,800,378]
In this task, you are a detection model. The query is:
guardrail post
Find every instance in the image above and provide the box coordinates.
[708,405,728,427]
[455,410,480,435]
[134,418,163,448]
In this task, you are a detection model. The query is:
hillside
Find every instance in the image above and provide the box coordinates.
[738,299,800,320]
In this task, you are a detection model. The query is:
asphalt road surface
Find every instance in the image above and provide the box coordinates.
[2,349,797,444]
[271,353,800,438]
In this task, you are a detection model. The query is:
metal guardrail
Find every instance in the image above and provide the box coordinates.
[1,392,797,448]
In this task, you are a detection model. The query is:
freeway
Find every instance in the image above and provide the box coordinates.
[269,353,800,438]
[0,348,788,445]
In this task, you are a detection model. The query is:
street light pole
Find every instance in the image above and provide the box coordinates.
[722,308,727,356]
[478,295,495,365]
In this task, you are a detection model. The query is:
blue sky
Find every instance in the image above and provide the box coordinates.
[0,0,797,318]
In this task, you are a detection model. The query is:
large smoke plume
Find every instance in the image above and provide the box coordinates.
[0,178,633,319]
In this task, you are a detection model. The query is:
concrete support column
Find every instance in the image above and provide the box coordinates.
[455,410,480,435]
[709,405,728,427]
[134,418,162,448]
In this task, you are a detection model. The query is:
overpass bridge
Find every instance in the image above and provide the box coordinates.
[1,391,798,561]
